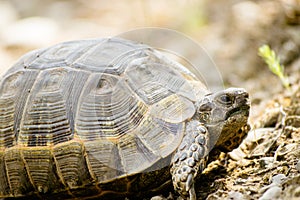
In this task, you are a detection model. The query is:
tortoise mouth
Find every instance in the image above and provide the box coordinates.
[225,104,250,120]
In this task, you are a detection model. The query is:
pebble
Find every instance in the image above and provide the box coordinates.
[229,147,247,160]
[259,185,281,200]
[271,174,287,185]
[258,174,286,200]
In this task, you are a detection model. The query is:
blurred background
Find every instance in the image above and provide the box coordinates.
[1,1,300,199]
[0,0,299,105]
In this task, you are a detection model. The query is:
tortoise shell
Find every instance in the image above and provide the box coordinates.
[0,38,209,199]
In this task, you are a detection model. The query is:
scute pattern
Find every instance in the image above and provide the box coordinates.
[125,62,197,105]
[135,116,184,158]
[19,68,74,146]
[117,133,159,174]
[22,148,60,193]
[0,71,38,148]
[0,151,9,196]
[4,148,33,195]
[150,94,195,123]
[84,139,122,182]
[75,73,148,140]
[23,40,99,70]
[53,141,90,188]
[73,39,149,74]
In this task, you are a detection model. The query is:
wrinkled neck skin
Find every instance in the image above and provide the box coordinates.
[205,122,225,151]
[201,115,249,156]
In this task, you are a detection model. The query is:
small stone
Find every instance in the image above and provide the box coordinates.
[229,148,247,160]
[271,174,287,185]
[259,186,281,200]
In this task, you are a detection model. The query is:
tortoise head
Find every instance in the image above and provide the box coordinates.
[197,88,250,152]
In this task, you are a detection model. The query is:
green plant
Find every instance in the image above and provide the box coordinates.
[258,44,290,90]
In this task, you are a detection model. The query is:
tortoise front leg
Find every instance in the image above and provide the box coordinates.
[170,120,209,200]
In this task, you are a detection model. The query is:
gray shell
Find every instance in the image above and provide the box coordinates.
[0,38,208,198]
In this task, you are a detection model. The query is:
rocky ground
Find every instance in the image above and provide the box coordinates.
[1,0,300,199]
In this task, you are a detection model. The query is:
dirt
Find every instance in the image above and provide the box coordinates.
[1,0,300,199]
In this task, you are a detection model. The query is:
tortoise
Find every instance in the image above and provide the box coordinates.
[0,37,250,200]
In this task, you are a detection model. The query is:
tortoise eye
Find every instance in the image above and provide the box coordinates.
[219,94,233,105]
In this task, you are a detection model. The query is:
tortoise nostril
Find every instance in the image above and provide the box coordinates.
[236,97,246,104]
[236,95,248,105]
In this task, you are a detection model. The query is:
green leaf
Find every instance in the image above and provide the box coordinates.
[258,44,290,90]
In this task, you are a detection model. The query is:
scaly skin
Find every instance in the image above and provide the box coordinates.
[170,121,208,200]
